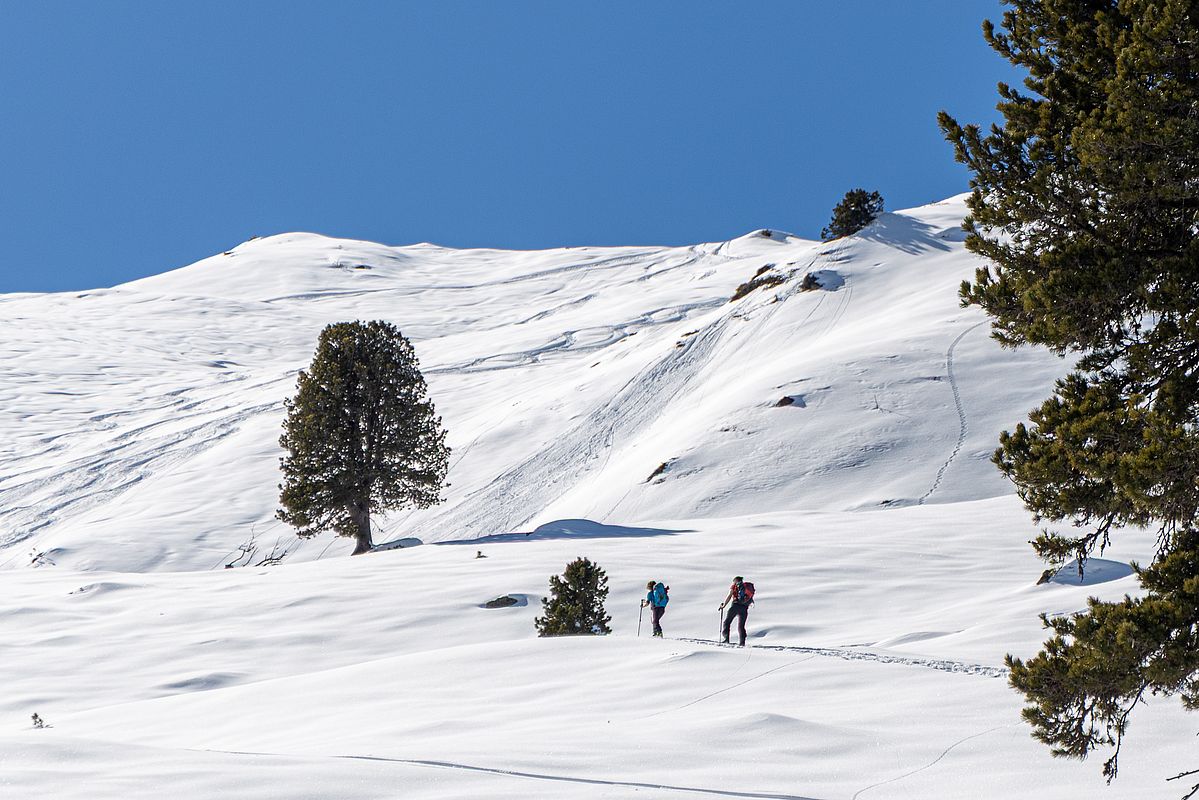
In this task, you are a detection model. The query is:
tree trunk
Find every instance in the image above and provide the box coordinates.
[347,501,373,555]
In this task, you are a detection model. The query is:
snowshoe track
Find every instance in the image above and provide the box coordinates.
[918,321,985,505]
[676,638,1008,678]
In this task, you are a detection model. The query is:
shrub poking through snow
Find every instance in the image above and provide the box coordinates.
[646,461,669,482]
[535,557,612,636]
[800,273,822,291]
[821,189,884,241]
[730,273,785,302]
[31,713,47,729]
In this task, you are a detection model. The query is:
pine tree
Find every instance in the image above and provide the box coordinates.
[821,189,884,241]
[534,557,612,636]
[278,321,449,555]
[939,1,1199,790]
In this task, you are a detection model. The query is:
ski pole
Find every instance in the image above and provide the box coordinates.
[637,602,644,637]
[717,607,722,642]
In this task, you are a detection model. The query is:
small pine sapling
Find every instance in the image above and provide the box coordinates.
[535,557,612,636]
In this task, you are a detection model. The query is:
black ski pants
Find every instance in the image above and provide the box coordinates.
[722,602,749,645]
[651,605,666,636]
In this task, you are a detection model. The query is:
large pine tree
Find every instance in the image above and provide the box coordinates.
[278,321,449,555]
[939,1,1199,791]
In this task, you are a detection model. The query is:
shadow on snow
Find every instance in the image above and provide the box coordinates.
[856,213,955,256]
[1046,557,1136,586]
[440,518,691,545]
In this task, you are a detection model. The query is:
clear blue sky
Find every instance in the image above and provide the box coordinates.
[0,1,1016,293]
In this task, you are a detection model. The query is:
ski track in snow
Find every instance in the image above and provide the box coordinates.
[640,654,817,719]
[425,299,724,375]
[428,235,857,535]
[199,748,825,800]
[261,248,676,302]
[414,310,733,539]
[918,321,985,505]
[849,724,1014,799]
[775,238,852,338]
[0,395,283,551]
[676,638,1008,679]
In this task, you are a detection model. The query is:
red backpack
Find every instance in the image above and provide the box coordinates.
[732,581,755,604]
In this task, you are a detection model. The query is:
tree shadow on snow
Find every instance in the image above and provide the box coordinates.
[807,269,844,291]
[856,213,955,255]
[443,518,690,545]
[373,537,423,552]
[1046,557,1135,586]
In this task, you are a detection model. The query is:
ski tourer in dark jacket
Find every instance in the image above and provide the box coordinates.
[719,576,754,646]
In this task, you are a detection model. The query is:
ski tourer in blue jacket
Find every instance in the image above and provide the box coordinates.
[643,581,669,637]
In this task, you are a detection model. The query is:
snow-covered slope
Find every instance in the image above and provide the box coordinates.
[2,197,1189,798]
[2,196,1063,572]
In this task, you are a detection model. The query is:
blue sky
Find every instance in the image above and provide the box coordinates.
[0,1,1017,293]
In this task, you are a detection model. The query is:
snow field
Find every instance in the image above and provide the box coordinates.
[1,196,1192,797]
[1,498,1189,798]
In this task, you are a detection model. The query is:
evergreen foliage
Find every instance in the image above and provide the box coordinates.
[277,321,449,555]
[821,189,884,241]
[534,557,612,636]
[940,1,1199,789]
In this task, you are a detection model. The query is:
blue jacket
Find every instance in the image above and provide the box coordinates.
[647,583,669,607]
